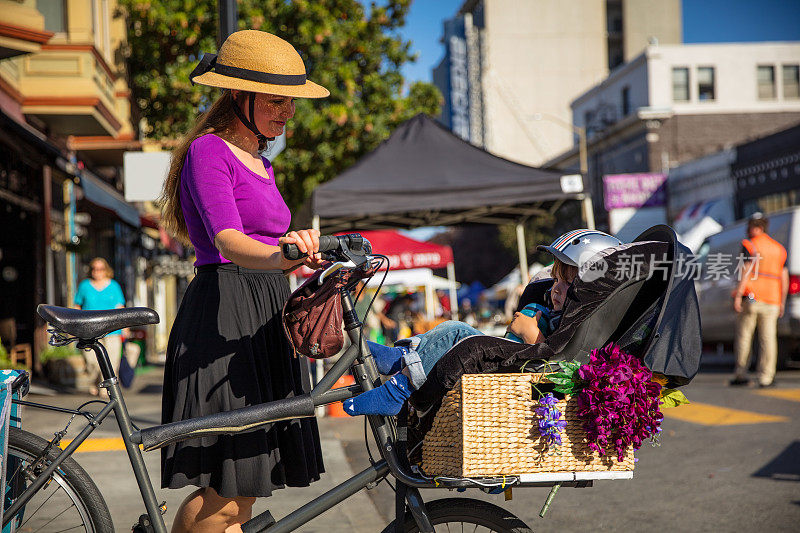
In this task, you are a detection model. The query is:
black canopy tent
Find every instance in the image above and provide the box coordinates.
[312,114,594,297]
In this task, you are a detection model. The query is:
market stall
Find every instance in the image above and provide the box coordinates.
[312,114,592,283]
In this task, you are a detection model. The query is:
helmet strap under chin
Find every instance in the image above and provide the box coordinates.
[231,92,275,153]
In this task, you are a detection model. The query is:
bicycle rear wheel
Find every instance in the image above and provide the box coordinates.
[385,497,532,533]
[4,427,114,532]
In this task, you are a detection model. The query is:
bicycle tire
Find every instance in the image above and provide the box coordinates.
[4,427,114,533]
[382,497,533,533]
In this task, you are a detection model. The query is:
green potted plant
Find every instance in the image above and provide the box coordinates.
[40,345,89,389]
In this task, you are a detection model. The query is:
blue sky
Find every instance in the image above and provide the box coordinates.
[398,0,800,86]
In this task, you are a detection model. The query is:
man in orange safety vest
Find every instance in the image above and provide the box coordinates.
[730,213,789,388]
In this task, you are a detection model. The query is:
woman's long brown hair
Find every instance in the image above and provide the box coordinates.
[158,91,238,244]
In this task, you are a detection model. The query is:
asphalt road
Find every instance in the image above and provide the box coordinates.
[19,363,800,532]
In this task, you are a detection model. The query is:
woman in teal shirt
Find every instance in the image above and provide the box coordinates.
[74,257,126,395]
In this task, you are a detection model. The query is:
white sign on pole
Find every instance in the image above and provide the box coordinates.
[560,174,584,194]
[123,151,171,202]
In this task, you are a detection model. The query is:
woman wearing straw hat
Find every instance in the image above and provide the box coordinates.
[159,30,329,532]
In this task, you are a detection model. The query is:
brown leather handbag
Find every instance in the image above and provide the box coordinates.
[282,263,376,359]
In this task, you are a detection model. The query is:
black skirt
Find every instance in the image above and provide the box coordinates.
[161,264,324,498]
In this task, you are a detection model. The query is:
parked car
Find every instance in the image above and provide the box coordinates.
[696,206,800,368]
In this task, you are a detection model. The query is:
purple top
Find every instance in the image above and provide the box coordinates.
[180,134,291,266]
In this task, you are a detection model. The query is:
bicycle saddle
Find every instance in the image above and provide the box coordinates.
[37,304,159,340]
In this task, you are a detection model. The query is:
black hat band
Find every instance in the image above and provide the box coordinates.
[190,53,307,86]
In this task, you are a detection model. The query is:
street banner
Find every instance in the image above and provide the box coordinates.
[603,173,668,209]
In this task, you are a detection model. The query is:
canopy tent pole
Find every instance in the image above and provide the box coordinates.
[516,223,529,285]
[446,262,458,320]
[425,279,435,320]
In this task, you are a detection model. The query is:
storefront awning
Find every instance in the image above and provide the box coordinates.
[1,109,141,228]
[78,171,141,227]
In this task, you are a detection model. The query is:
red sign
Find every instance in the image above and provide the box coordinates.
[295,230,454,277]
[352,230,453,270]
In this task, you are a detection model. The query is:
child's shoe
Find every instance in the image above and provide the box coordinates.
[342,373,413,416]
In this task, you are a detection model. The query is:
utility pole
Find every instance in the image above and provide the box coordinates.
[218,0,238,46]
[576,125,596,230]
[531,112,596,230]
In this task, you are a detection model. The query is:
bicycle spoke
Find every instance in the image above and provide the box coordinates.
[8,457,28,487]
[20,481,60,528]
[52,522,89,533]
[30,499,77,532]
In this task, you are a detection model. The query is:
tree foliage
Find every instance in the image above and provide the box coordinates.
[118,0,442,210]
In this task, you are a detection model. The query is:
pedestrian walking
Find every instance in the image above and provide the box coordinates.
[74,257,125,396]
[157,30,329,532]
[730,213,789,388]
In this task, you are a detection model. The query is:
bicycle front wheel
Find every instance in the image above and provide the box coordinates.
[4,427,114,532]
[385,497,533,533]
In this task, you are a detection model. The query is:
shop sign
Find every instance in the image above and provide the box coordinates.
[603,173,667,209]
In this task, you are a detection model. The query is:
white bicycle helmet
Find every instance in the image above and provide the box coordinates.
[537,229,622,268]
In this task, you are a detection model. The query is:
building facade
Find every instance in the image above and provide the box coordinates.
[548,42,800,230]
[733,123,800,220]
[0,0,188,367]
[433,0,681,166]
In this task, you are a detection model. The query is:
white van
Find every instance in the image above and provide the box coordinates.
[696,206,800,367]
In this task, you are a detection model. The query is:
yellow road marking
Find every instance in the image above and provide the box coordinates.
[60,438,139,453]
[662,402,788,426]
[754,388,800,402]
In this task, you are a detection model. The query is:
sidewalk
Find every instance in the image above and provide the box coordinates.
[22,367,388,532]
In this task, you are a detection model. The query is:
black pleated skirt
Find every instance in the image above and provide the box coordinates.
[161,264,324,498]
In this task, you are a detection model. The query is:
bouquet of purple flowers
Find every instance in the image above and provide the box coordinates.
[548,343,665,462]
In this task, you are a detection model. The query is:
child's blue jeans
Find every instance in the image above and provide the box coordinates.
[404,321,484,386]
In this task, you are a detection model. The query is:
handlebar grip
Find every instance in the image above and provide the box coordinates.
[281,235,339,260]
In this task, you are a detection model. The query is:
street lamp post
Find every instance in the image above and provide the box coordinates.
[218,0,238,46]
[532,113,595,230]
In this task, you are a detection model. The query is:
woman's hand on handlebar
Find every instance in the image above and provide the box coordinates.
[280,229,325,269]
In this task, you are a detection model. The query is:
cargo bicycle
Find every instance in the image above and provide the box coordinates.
[3,233,610,533]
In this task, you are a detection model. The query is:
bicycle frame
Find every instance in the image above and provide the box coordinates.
[4,287,440,533]
[7,286,586,533]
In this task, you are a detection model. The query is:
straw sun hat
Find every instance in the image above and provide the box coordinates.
[190,30,329,99]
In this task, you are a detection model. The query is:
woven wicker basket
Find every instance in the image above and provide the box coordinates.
[420,373,635,477]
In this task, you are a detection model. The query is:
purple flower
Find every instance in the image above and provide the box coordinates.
[575,343,663,462]
[536,393,566,451]
[540,393,559,407]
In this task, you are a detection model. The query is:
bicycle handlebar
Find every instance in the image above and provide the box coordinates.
[282,233,369,260]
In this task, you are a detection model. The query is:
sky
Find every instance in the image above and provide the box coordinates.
[398,0,800,86]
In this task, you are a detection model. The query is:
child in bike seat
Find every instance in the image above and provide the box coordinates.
[343,229,623,416]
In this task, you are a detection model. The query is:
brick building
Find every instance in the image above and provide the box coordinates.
[546,42,800,230]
